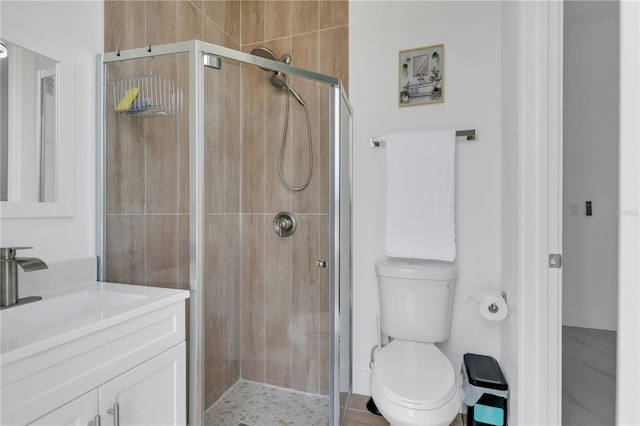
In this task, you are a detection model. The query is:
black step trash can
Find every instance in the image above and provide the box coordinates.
[462,353,509,426]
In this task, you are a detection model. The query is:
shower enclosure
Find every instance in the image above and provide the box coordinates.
[95,40,352,425]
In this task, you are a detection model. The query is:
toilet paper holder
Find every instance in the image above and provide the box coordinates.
[469,291,509,321]
[488,291,507,313]
[487,302,500,314]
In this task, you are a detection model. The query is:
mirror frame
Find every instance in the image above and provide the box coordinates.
[1,22,75,218]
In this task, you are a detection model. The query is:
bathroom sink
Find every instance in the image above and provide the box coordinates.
[1,288,145,343]
[0,281,189,363]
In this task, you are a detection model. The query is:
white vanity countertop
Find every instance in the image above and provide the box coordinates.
[0,281,189,365]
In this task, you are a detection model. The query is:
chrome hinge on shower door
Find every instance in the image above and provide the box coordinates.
[203,54,222,69]
[549,253,562,268]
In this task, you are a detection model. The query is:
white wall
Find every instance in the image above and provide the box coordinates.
[349,1,503,395]
[563,1,619,331]
[0,1,103,262]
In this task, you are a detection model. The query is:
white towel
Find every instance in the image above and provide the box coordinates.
[385,130,456,261]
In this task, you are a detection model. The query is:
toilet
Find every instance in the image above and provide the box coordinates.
[369,258,462,426]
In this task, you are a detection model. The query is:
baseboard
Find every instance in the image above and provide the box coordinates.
[563,310,617,331]
[353,366,372,396]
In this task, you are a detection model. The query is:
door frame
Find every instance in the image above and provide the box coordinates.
[519,1,640,425]
[515,1,562,424]
[616,1,640,423]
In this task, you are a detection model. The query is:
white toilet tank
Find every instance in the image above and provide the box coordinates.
[376,258,457,343]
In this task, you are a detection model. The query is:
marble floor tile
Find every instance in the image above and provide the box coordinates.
[562,326,616,426]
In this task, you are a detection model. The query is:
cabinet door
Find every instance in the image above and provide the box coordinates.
[99,343,186,426]
[29,390,99,426]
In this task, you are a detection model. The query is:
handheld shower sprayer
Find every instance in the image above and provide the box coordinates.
[250,47,305,106]
[250,46,313,192]
[270,72,306,107]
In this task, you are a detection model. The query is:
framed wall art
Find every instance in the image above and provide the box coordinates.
[399,44,444,107]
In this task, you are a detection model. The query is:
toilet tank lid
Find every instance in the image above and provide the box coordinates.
[375,258,458,280]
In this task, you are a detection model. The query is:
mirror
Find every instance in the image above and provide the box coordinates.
[0,29,73,219]
[1,40,58,203]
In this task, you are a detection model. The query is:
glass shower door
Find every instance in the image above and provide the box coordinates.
[200,51,342,426]
[335,86,353,426]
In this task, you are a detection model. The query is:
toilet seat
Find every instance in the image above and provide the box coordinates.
[371,340,458,410]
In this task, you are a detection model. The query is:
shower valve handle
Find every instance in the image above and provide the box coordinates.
[276,217,292,235]
[273,212,297,237]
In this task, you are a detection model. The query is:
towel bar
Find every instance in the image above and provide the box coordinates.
[370,129,477,147]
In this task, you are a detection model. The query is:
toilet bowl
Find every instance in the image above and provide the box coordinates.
[370,258,460,426]
[370,340,461,425]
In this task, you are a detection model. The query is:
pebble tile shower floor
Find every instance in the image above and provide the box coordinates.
[204,380,330,426]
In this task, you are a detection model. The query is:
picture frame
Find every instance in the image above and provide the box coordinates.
[399,44,444,107]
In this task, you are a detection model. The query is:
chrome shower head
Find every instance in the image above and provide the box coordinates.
[250,46,292,69]
[270,73,305,107]
[250,46,278,71]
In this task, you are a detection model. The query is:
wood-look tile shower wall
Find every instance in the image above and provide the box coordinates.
[104,0,348,409]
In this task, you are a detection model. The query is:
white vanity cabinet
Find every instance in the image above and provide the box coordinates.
[0,282,189,426]
[30,343,185,426]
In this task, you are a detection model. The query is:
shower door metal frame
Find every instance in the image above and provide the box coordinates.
[332,85,354,426]
[96,40,351,426]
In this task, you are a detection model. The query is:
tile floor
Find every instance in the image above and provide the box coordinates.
[204,381,466,426]
[562,326,616,426]
[204,380,330,426]
[343,393,465,426]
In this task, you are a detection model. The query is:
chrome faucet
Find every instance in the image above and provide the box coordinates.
[1,247,48,309]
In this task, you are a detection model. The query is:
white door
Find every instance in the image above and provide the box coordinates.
[99,343,186,426]
[508,1,638,424]
[544,2,640,425]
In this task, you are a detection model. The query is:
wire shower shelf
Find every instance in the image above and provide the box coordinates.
[112,73,183,117]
